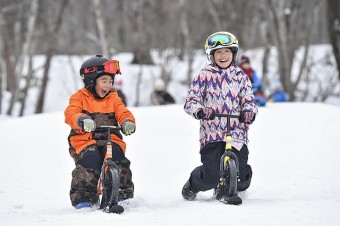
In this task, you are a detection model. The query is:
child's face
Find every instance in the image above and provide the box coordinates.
[241,62,250,69]
[213,47,233,68]
[95,75,113,97]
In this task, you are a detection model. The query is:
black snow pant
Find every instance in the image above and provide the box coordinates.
[69,143,134,206]
[189,142,252,192]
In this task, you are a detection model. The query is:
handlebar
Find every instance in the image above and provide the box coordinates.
[215,113,239,119]
[93,125,122,143]
[214,113,239,134]
[94,125,122,132]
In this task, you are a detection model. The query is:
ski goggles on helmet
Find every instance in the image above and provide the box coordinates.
[205,32,237,49]
[80,60,122,75]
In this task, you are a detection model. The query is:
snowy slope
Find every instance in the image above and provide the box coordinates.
[0,103,340,226]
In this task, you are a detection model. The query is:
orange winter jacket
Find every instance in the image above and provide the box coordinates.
[65,88,135,156]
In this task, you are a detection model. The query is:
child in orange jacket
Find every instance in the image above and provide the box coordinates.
[65,55,136,209]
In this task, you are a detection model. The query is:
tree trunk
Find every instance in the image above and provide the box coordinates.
[268,0,294,99]
[93,0,109,57]
[131,0,153,65]
[205,0,222,30]
[2,31,15,94]
[19,55,33,116]
[179,0,193,87]
[35,0,69,114]
[262,45,271,90]
[274,1,293,98]
[267,0,320,101]
[327,0,340,80]
[0,10,3,113]
[134,64,143,107]
[6,0,38,116]
[261,3,272,91]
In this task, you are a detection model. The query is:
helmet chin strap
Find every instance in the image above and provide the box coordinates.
[208,54,215,65]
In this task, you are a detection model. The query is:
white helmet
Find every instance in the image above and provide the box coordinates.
[204,31,239,66]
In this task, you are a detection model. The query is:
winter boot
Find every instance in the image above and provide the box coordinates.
[182,180,198,201]
[75,201,93,209]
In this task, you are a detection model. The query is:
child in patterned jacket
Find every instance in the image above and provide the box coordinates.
[182,31,258,201]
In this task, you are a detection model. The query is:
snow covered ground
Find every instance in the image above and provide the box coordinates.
[0,102,340,226]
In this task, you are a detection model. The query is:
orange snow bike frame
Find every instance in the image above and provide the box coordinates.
[95,125,124,213]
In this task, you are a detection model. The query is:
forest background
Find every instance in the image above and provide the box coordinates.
[0,0,340,116]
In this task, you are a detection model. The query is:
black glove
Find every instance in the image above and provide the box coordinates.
[77,116,96,132]
[195,108,216,120]
[239,111,256,124]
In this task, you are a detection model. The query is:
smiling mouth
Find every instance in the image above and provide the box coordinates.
[101,90,109,95]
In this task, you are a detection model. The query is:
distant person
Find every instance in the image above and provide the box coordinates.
[150,78,175,105]
[64,55,136,209]
[268,79,290,102]
[239,55,267,106]
[113,75,127,106]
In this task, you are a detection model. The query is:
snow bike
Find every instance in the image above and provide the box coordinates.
[96,125,124,214]
[214,113,242,205]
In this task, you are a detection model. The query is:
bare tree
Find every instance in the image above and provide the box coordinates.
[6,0,38,116]
[178,0,195,87]
[0,10,3,113]
[130,0,153,64]
[267,0,319,101]
[0,0,336,113]
[134,65,143,107]
[19,54,34,116]
[1,3,17,93]
[35,0,69,113]
[205,0,222,30]
[300,52,339,102]
[327,0,340,80]
[116,0,127,52]
[93,0,109,57]
[0,0,329,57]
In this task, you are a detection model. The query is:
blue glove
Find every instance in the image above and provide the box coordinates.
[195,108,216,120]
[122,121,136,135]
[77,116,96,132]
[239,111,256,124]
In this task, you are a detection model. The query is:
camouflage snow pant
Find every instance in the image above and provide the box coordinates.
[69,144,134,206]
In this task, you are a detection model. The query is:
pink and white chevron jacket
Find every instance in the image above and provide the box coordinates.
[184,64,258,148]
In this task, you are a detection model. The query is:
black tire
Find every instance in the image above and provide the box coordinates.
[100,164,120,209]
[108,166,120,204]
[225,159,237,196]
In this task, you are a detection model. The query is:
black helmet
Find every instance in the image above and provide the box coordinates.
[79,54,114,89]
